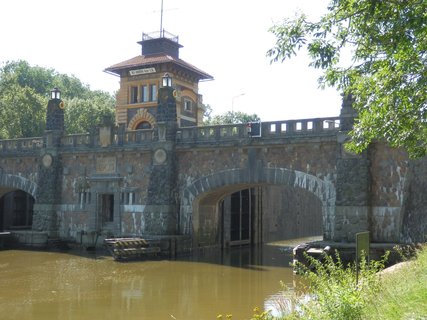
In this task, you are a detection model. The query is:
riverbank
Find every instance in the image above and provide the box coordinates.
[259,243,427,320]
[364,244,427,319]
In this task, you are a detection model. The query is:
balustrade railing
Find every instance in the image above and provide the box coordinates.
[177,123,247,142]
[0,137,43,153]
[123,129,154,144]
[177,117,341,144]
[0,117,341,153]
[61,133,92,148]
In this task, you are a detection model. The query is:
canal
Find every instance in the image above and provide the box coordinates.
[0,239,315,319]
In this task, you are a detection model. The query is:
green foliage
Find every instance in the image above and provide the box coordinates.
[64,94,115,134]
[251,307,275,320]
[0,84,46,138]
[203,110,260,125]
[0,60,115,138]
[268,0,427,158]
[276,251,387,320]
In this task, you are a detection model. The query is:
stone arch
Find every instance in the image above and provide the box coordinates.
[179,167,336,242]
[128,108,157,130]
[0,172,38,199]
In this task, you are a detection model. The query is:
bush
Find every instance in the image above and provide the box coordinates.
[284,251,388,320]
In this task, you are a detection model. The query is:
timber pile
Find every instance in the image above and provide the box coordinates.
[104,237,161,261]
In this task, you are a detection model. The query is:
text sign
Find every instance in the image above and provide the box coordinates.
[129,67,156,76]
[356,231,370,263]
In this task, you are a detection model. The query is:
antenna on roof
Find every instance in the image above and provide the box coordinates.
[160,0,164,37]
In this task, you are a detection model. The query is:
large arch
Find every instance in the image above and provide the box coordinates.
[179,167,336,245]
[0,172,38,199]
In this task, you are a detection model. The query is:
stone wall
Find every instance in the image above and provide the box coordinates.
[401,157,427,243]
[1,115,426,247]
[262,185,323,242]
[369,143,409,242]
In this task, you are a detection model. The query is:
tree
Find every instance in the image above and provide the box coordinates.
[268,0,427,158]
[0,60,115,138]
[203,110,260,125]
[65,94,115,134]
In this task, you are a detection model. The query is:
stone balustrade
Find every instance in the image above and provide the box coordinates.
[61,133,92,148]
[176,117,341,144]
[0,117,341,153]
[0,137,43,153]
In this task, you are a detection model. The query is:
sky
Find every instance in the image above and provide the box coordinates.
[0,0,343,121]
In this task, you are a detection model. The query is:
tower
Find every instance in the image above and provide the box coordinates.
[105,31,213,129]
[32,88,64,236]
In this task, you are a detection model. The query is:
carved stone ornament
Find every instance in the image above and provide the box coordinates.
[42,153,53,168]
[153,148,167,165]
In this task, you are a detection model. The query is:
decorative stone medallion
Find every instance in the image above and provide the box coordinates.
[153,148,167,165]
[42,153,53,168]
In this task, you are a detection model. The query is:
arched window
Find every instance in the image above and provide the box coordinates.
[135,121,152,130]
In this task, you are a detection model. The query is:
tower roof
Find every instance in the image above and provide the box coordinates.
[104,31,213,81]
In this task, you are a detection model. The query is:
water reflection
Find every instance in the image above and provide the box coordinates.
[0,244,301,320]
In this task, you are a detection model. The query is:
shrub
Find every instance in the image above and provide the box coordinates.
[285,251,388,320]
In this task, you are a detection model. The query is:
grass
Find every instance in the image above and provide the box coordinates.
[364,245,427,319]
[219,245,427,320]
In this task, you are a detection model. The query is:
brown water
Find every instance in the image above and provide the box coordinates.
[0,244,302,320]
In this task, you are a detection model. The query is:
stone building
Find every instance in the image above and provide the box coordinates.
[105,31,213,129]
[0,31,426,251]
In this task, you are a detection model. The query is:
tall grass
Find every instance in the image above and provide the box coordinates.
[281,251,387,320]
[364,245,427,319]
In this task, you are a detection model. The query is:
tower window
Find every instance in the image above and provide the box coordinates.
[130,87,138,104]
[150,84,157,102]
[141,85,149,102]
[184,99,192,111]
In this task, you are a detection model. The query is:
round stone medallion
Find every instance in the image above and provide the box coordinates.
[153,148,167,165]
[42,153,53,168]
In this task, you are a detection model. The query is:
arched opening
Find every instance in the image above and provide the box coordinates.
[180,167,335,249]
[127,108,156,130]
[0,190,35,231]
[135,121,152,130]
[197,185,323,248]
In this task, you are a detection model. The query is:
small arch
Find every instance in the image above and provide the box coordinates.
[135,121,152,130]
[128,109,156,130]
[0,173,38,231]
[179,167,336,244]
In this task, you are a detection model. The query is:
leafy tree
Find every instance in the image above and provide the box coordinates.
[0,60,115,138]
[268,0,427,158]
[0,84,46,138]
[65,94,115,134]
[204,110,260,125]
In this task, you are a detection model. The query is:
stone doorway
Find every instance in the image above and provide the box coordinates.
[98,194,114,225]
[0,190,34,230]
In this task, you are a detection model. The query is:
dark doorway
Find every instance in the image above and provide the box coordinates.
[0,190,34,230]
[230,189,254,246]
[99,194,114,224]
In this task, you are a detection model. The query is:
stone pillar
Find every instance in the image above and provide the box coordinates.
[334,94,371,242]
[144,86,179,235]
[32,96,64,237]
